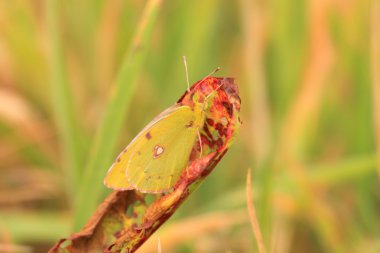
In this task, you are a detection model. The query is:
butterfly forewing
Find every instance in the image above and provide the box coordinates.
[104,105,189,190]
[126,106,201,193]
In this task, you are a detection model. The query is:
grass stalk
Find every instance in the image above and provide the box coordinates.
[371,0,380,180]
[46,0,83,197]
[246,169,267,253]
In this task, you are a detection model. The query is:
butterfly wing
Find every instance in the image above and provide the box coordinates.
[126,106,201,193]
[103,134,139,190]
[104,105,185,190]
[104,105,200,192]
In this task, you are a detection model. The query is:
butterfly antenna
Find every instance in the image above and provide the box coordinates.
[194,67,221,91]
[183,56,190,92]
[205,81,225,101]
[201,81,225,111]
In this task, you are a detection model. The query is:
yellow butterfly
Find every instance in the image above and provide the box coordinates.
[104,73,222,193]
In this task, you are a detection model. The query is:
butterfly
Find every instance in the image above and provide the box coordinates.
[103,69,229,194]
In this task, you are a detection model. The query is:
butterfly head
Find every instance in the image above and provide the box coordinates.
[178,76,226,113]
[191,81,221,112]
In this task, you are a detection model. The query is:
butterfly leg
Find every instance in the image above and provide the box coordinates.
[197,127,203,157]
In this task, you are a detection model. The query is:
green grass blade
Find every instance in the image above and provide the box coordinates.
[0,212,70,243]
[46,0,83,197]
[73,0,163,230]
[309,154,377,185]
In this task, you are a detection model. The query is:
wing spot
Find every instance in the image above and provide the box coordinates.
[116,158,121,163]
[153,145,164,159]
[145,132,152,139]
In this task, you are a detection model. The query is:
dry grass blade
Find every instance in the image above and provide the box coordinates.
[138,210,247,252]
[371,0,380,180]
[239,0,271,167]
[271,1,344,251]
[277,0,334,157]
[0,243,31,253]
[246,169,267,253]
[157,238,161,253]
[0,167,60,206]
[0,40,13,87]
[0,89,55,160]
[95,0,124,94]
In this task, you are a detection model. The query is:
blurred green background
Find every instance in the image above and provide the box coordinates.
[1,0,379,252]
